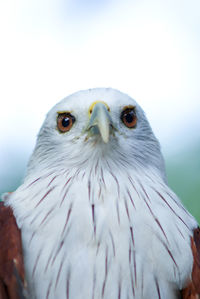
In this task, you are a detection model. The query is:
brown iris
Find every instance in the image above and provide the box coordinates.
[57,113,76,133]
[121,107,137,128]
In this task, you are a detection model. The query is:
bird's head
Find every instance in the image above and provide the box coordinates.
[27,88,166,179]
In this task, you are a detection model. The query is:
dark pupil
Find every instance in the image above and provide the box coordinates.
[125,111,134,123]
[62,117,70,127]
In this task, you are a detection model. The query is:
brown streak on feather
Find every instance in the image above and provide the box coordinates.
[60,177,73,206]
[166,246,177,267]
[60,187,71,207]
[130,268,135,297]
[92,271,96,299]
[155,234,178,269]
[91,204,96,236]
[98,185,102,199]
[44,250,54,274]
[142,195,169,243]
[155,278,161,299]
[192,228,200,292]
[0,203,26,299]
[109,170,120,197]
[25,172,54,190]
[66,269,71,299]
[27,177,41,188]
[139,183,151,202]
[47,175,57,187]
[51,241,64,267]
[46,281,52,299]
[82,171,86,179]
[55,261,64,290]
[109,231,116,257]
[182,228,200,298]
[62,177,72,192]
[74,169,81,178]
[35,187,55,208]
[29,231,36,246]
[130,228,137,285]
[133,250,137,286]
[124,199,130,222]
[96,242,100,256]
[101,168,106,188]
[129,243,132,264]
[164,189,191,216]
[39,207,54,227]
[32,249,42,278]
[154,218,169,243]
[175,224,185,240]
[128,177,140,199]
[130,227,135,247]
[88,180,91,202]
[61,203,73,237]
[116,201,120,225]
[95,160,99,175]
[30,211,42,225]
[118,279,121,299]
[21,190,41,205]
[101,247,108,298]
[126,188,136,210]
[155,190,190,230]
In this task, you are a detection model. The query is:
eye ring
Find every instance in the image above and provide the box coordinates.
[57,113,76,133]
[121,107,137,128]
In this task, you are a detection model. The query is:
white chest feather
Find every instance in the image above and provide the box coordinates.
[8,168,197,299]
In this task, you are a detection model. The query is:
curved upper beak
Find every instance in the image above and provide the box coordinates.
[86,102,113,143]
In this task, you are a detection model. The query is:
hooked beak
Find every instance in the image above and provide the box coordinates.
[86,102,113,143]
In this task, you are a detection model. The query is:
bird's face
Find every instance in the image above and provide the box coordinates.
[28,88,165,177]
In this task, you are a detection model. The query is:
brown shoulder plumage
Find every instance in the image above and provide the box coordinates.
[0,201,27,299]
[181,227,200,299]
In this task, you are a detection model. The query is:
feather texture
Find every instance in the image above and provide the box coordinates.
[6,167,198,298]
[2,88,200,298]
[181,227,200,298]
[0,202,27,299]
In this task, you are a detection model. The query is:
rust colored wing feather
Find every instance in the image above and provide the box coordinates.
[181,227,200,299]
[0,202,27,299]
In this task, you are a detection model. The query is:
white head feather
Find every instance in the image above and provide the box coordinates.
[27,88,166,181]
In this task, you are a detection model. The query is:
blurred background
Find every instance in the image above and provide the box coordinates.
[0,0,199,221]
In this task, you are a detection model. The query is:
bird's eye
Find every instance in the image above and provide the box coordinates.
[57,113,76,133]
[121,107,137,128]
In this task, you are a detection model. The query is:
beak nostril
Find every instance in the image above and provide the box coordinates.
[85,102,113,143]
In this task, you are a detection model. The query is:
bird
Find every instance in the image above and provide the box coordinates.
[0,87,199,299]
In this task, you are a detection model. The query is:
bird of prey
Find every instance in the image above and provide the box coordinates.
[0,88,200,299]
